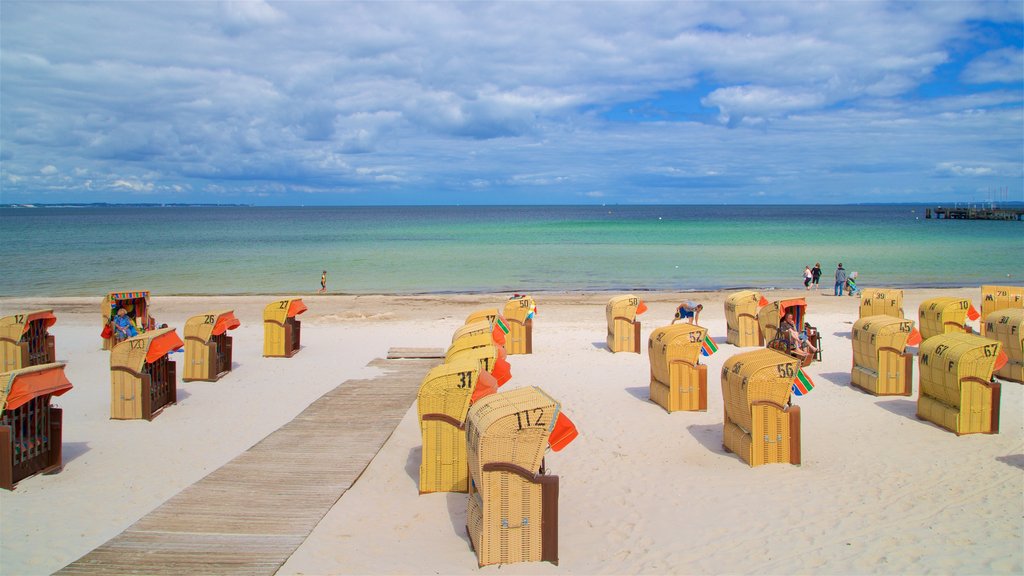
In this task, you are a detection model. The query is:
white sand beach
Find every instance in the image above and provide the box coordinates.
[1,288,1022,575]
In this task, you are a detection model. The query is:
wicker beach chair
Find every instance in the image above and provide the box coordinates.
[858,289,905,319]
[452,319,505,347]
[0,363,72,490]
[263,298,306,357]
[465,308,501,325]
[503,295,536,355]
[721,349,802,467]
[466,386,567,566]
[648,323,709,412]
[606,294,647,353]
[851,315,920,396]
[446,342,512,387]
[725,290,767,347]
[102,291,156,350]
[417,358,497,494]
[758,299,821,366]
[918,297,978,341]
[183,311,240,382]
[980,285,1024,336]
[0,310,57,372]
[917,333,1004,435]
[110,327,183,420]
[984,308,1023,383]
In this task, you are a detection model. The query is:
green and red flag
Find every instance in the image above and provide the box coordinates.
[791,368,814,396]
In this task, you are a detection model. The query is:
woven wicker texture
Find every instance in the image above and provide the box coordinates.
[606,295,644,353]
[466,308,501,325]
[452,320,494,343]
[447,332,496,361]
[183,311,238,382]
[101,291,152,351]
[985,308,1023,383]
[110,328,181,420]
[851,315,916,396]
[1,310,56,372]
[859,289,905,319]
[757,299,806,343]
[918,297,974,341]
[417,358,480,493]
[445,342,510,386]
[721,349,801,466]
[648,324,708,412]
[263,298,304,357]
[917,333,1002,434]
[725,290,764,347]
[503,296,536,355]
[980,286,1024,336]
[466,386,560,566]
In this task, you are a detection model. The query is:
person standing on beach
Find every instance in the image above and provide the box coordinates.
[834,263,847,296]
[319,270,327,293]
[803,265,813,290]
[811,263,822,290]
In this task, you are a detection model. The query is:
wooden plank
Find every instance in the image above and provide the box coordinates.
[386,347,445,359]
[58,357,435,576]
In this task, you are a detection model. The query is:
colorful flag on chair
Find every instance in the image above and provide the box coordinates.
[700,334,718,357]
[967,304,980,321]
[791,369,815,396]
[494,316,509,334]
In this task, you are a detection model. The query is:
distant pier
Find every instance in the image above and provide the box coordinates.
[925,206,1024,221]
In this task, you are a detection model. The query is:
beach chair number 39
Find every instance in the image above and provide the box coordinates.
[515,408,546,431]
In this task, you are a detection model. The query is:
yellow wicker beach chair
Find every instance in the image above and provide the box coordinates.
[183,311,240,382]
[453,320,494,343]
[851,315,919,396]
[1,362,72,490]
[917,333,1003,435]
[110,327,183,420]
[446,342,512,387]
[725,290,766,347]
[606,294,647,353]
[263,298,306,357]
[980,285,1024,336]
[649,323,709,412]
[503,295,536,355]
[417,358,496,494]
[918,297,978,341]
[0,310,57,372]
[983,308,1023,383]
[466,386,564,566]
[721,349,802,467]
[465,308,501,326]
[858,289,905,319]
[101,291,156,350]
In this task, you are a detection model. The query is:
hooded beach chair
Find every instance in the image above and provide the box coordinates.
[466,386,577,567]
[1,363,72,490]
[110,327,183,420]
[918,297,979,341]
[446,341,512,387]
[859,289,905,319]
[1,310,57,372]
[758,298,821,365]
[465,308,501,325]
[101,291,156,350]
[983,308,1023,383]
[451,319,506,349]
[725,290,767,347]
[648,323,709,412]
[980,285,1024,336]
[721,349,802,467]
[417,358,498,494]
[851,315,921,396]
[503,295,536,355]
[263,298,306,357]
[917,333,1005,435]
[606,294,648,353]
[183,311,240,382]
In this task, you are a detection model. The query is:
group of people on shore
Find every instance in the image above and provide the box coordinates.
[804,262,858,296]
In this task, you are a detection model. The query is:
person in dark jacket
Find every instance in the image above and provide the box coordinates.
[834,263,848,296]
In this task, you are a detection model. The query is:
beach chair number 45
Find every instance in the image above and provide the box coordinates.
[515,408,547,431]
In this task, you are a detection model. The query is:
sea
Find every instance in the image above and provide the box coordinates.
[1,205,1021,297]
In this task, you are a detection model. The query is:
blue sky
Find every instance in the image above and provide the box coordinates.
[1,1,1021,205]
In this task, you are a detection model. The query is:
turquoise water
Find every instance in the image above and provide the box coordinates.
[1,205,1021,296]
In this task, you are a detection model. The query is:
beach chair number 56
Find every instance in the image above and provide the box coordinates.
[515,408,546,431]
[776,364,795,378]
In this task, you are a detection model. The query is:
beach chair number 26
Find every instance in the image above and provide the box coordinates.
[514,408,546,431]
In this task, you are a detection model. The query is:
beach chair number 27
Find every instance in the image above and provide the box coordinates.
[514,408,546,431]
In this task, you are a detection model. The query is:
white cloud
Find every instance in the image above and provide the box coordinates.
[961,48,1024,85]
[40,165,57,175]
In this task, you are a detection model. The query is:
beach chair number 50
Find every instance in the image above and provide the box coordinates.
[776,364,795,378]
[515,408,546,431]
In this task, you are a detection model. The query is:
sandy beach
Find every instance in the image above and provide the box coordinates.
[1,288,1021,575]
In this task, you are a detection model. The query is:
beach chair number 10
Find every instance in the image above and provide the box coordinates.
[515,408,546,431]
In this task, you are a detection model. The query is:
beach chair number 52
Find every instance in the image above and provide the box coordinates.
[514,408,546,431]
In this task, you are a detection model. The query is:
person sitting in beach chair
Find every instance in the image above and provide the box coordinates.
[112,308,139,341]
[775,311,817,364]
[672,301,702,325]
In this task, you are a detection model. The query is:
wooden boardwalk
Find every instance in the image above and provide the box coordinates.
[59,352,441,575]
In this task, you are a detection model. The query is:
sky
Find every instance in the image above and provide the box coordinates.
[1,1,1022,206]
